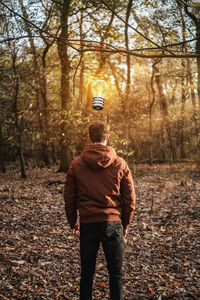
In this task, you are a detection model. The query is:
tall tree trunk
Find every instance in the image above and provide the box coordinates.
[148,59,159,165]
[18,133,26,178]
[178,2,187,159]
[0,124,6,173]
[11,46,26,178]
[182,2,200,155]
[40,26,60,165]
[160,121,167,161]
[155,64,176,162]
[57,0,72,172]
[197,21,200,107]
[180,61,186,160]
[125,0,132,116]
[187,59,199,153]
[148,85,153,165]
[0,157,6,173]
[120,0,133,157]
[78,8,85,109]
[41,45,51,165]
[184,4,200,106]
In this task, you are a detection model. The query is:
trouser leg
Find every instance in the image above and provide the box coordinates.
[80,225,100,300]
[102,223,124,300]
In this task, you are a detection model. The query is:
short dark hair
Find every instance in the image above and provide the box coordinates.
[89,121,110,143]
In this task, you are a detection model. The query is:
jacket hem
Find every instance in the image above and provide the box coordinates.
[80,214,122,224]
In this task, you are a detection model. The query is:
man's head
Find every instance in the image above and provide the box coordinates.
[89,121,110,145]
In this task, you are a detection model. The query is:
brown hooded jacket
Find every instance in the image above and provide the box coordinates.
[64,144,136,230]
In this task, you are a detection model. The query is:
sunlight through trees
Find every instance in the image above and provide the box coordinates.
[0,0,199,174]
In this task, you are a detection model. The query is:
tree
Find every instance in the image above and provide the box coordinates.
[18,0,59,165]
[6,31,26,177]
[182,0,200,106]
[57,0,72,172]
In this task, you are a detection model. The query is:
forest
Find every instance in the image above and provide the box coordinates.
[0,1,200,299]
[0,0,199,177]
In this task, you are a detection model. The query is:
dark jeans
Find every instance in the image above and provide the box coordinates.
[80,221,124,300]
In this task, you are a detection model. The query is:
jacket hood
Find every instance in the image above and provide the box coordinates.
[81,144,117,170]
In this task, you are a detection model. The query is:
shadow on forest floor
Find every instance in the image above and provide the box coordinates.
[0,164,200,299]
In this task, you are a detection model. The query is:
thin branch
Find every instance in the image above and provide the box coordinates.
[0,35,44,43]
[1,0,199,59]
[0,0,79,52]
[80,47,200,58]
[1,35,198,54]
[1,35,199,58]
[101,0,175,55]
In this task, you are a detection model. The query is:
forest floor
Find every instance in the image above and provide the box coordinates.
[0,163,200,300]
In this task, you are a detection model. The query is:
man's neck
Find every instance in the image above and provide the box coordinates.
[92,141,107,146]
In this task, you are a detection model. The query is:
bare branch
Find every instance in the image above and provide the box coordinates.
[1,0,199,60]
[80,47,200,58]
[0,0,79,52]
[101,0,175,55]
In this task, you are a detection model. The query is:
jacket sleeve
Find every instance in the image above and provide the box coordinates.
[120,163,136,230]
[64,163,79,230]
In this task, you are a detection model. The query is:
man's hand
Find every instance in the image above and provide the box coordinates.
[123,229,128,245]
[123,228,128,238]
[73,228,80,237]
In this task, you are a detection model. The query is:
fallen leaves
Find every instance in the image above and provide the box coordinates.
[97,282,107,288]
[10,260,26,265]
[0,164,200,299]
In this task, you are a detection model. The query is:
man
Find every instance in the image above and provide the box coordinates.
[64,121,136,300]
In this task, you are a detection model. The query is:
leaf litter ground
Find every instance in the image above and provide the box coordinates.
[0,164,199,300]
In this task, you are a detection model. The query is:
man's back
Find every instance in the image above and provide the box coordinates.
[64,143,135,229]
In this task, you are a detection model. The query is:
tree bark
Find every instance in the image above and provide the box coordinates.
[125,0,133,115]
[184,3,200,106]
[10,43,26,178]
[155,64,176,162]
[40,44,51,165]
[0,124,6,173]
[78,8,85,109]
[196,21,200,107]
[180,59,186,160]
[182,2,200,155]
[18,134,26,178]
[178,2,187,159]
[57,0,72,172]
[148,59,159,165]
